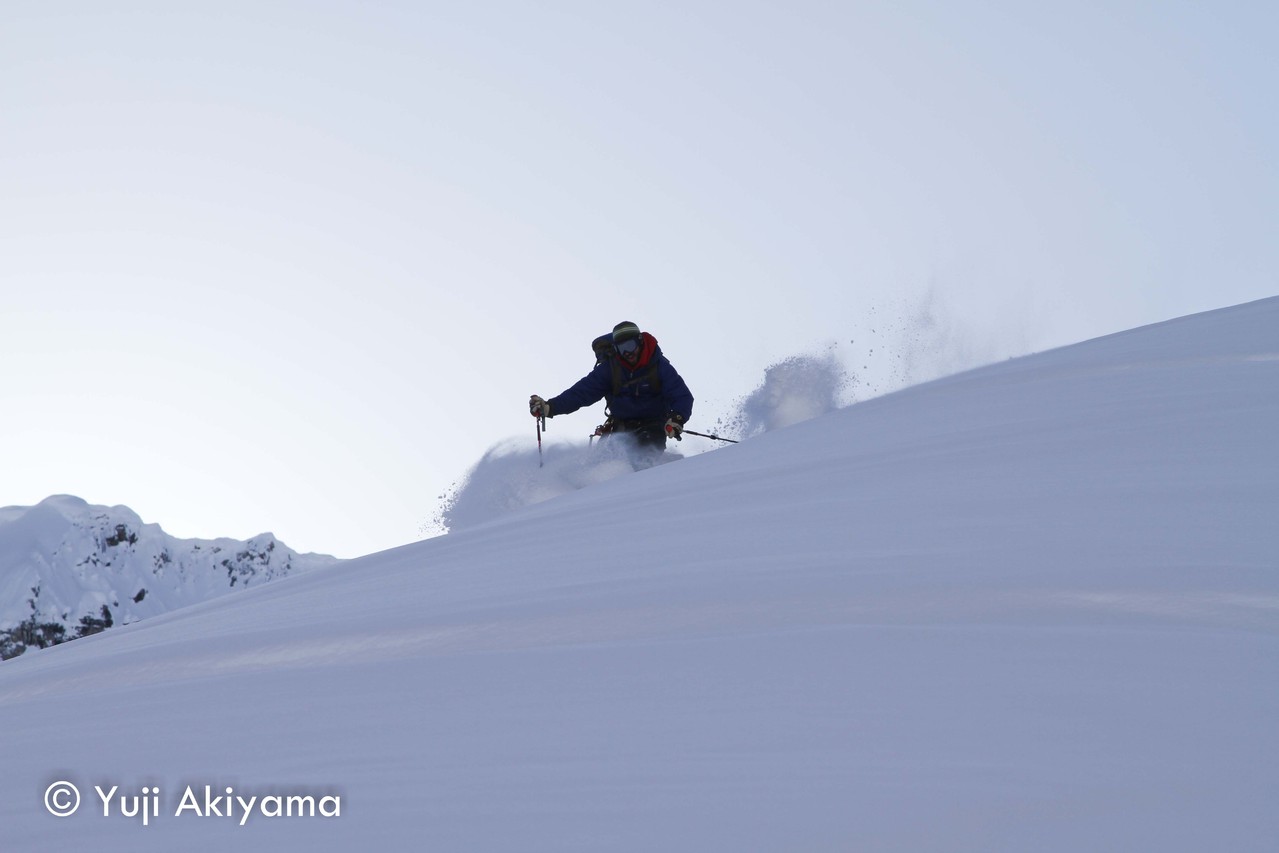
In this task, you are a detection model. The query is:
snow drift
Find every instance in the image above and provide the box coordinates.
[1,298,1276,853]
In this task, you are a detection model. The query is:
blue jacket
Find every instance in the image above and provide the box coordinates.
[548,333,694,424]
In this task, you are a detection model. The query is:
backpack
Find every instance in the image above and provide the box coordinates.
[591,333,614,366]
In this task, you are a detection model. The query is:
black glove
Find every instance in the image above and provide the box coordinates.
[664,414,684,441]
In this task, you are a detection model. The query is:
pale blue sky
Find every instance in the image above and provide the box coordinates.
[2,1,1275,557]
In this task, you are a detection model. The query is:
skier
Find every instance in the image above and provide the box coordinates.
[529,321,694,461]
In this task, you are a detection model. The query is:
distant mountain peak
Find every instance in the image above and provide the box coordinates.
[0,496,340,659]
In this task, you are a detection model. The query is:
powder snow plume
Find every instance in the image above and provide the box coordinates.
[848,286,1035,397]
[716,349,853,438]
[426,435,681,534]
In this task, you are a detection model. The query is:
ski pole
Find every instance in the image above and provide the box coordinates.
[536,413,546,467]
[683,429,739,444]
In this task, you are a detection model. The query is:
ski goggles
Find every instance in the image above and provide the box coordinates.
[615,337,641,356]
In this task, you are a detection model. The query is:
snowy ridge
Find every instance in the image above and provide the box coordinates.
[0,298,1276,851]
[0,495,338,657]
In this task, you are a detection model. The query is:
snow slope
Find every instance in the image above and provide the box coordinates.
[1,298,1277,852]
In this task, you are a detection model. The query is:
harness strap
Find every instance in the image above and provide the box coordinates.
[609,359,662,397]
